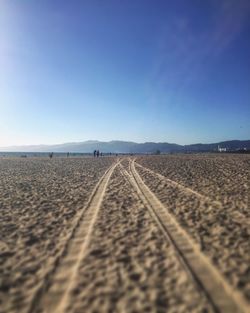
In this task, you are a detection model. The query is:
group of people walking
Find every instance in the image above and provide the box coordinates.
[48,151,103,158]
[93,150,101,157]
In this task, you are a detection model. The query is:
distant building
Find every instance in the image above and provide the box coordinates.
[218,145,227,152]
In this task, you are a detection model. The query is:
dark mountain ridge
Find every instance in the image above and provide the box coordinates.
[0,140,249,153]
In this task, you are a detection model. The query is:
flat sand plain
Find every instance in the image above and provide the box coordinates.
[136,154,250,301]
[0,157,114,313]
[0,154,249,313]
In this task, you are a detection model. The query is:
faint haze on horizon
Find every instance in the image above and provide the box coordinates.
[0,0,250,146]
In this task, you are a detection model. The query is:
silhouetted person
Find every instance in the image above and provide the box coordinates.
[49,152,53,159]
[97,150,100,157]
[67,152,69,158]
[94,150,96,157]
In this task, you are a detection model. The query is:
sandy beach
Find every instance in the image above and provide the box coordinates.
[0,155,249,313]
[135,155,250,302]
[0,157,114,313]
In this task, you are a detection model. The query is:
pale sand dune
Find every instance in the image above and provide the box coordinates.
[0,155,249,313]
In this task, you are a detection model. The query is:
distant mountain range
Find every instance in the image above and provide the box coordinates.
[0,140,250,153]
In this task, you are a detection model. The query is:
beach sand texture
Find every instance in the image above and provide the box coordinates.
[0,154,249,313]
[136,155,250,301]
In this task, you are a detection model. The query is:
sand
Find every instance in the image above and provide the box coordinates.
[136,154,249,219]
[0,154,249,313]
[0,157,114,313]
[135,154,250,302]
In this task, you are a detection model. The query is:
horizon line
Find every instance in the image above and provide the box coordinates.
[0,138,249,149]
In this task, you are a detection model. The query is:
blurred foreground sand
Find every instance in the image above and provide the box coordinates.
[0,155,249,313]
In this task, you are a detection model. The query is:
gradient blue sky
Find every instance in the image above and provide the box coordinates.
[0,0,250,146]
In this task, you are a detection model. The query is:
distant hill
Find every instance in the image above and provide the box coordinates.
[185,140,250,152]
[0,140,250,153]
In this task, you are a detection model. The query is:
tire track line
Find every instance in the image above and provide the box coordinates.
[30,160,119,313]
[119,162,214,305]
[135,161,221,203]
[122,159,248,313]
[135,161,249,225]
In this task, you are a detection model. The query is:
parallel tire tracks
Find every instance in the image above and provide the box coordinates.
[119,159,249,313]
[135,161,249,226]
[135,161,222,204]
[29,160,119,313]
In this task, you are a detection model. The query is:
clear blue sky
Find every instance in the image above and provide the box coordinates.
[0,0,249,146]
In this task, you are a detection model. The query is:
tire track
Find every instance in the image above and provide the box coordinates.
[135,161,222,204]
[134,160,249,225]
[30,160,119,313]
[69,164,214,313]
[120,159,249,313]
